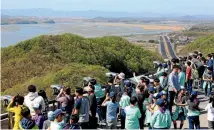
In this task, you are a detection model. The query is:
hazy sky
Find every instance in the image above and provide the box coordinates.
[2,0,214,15]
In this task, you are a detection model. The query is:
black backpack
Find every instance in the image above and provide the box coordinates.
[65,95,74,113]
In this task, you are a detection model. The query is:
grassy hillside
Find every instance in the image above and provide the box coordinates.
[1,33,162,97]
[181,35,214,55]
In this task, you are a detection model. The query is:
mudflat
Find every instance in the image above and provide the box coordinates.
[93,22,185,31]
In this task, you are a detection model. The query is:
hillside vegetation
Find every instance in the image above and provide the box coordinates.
[2,33,162,97]
[182,23,214,37]
[181,35,214,55]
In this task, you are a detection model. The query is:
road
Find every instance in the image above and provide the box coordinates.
[163,36,177,59]
[159,36,168,59]
[159,35,177,59]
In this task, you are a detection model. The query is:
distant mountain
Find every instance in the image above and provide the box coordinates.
[1,15,55,25]
[2,9,214,21]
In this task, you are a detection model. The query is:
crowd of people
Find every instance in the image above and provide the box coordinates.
[6,52,214,130]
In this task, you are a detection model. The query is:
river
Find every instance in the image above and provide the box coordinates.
[1,22,172,47]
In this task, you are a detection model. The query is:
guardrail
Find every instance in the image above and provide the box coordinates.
[0,100,58,129]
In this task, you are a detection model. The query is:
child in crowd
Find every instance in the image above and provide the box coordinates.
[43,111,54,130]
[205,95,214,129]
[119,88,130,129]
[173,86,187,129]
[124,96,141,130]
[203,67,213,97]
[187,91,200,129]
[151,99,172,129]
[64,114,81,129]
[145,93,159,128]
[69,114,81,129]
[19,106,39,129]
[101,92,119,129]
[159,72,168,91]
[154,78,162,93]
[7,95,25,130]
[32,104,45,129]
[49,109,65,130]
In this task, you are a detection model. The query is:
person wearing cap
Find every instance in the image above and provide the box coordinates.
[168,65,180,114]
[32,103,45,129]
[50,109,65,130]
[203,67,213,97]
[101,92,119,129]
[172,86,187,129]
[158,91,167,101]
[73,87,90,129]
[145,93,159,128]
[43,111,54,129]
[154,63,168,78]
[159,72,168,91]
[124,96,141,130]
[154,78,162,93]
[151,99,172,129]
[19,106,39,130]
[207,54,213,70]
[124,79,134,97]
[119,88,130,129]
[145,87,155,128]
[186,91,200,129]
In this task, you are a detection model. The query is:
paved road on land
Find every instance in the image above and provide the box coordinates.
[159,36,168,59]
[159,35,177,59]
[163,36,177,59]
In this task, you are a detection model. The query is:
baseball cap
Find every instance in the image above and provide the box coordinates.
[110,92,115,98]
[180,86,185,90]
[48,111,54,121]
[158,91,167,97]
[124,80,131,87]
[191,91,197,96]
[156,99,164,106]
[148,87,155,92]
[153,93,159,99]
[33,103,41,110]
[53,109,65,118]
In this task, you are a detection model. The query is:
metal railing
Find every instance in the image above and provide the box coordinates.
[0,100,58,129]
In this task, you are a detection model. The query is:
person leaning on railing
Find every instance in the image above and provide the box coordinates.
[7,95,24,130]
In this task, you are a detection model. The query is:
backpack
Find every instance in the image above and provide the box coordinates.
[65,95,74,113]
[192,69,199,79]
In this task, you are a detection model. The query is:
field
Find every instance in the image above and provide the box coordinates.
[92,22,185,31]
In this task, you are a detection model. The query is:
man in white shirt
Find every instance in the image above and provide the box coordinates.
[24,85,45,117]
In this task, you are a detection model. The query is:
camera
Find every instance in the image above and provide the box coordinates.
[153,61,161,69]
[1,95,13,107]
[50,84,64,95]
[82,77,93,87]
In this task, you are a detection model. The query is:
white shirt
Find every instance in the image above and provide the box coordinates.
[24,92,45,116]
[205,103,214,121]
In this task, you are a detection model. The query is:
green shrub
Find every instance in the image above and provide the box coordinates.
[1,33,162,97]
